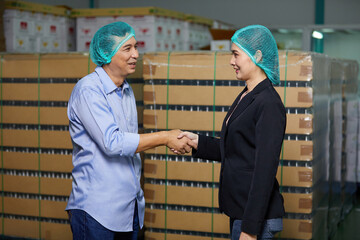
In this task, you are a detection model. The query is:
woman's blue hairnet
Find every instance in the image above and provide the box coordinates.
[90,22,136,66]
[231,25,280,85]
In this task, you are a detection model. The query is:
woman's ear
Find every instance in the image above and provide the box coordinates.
[254,50,263,63]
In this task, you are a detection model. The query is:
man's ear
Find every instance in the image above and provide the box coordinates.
[254,50,263,63]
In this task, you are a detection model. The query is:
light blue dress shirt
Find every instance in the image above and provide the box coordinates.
[66,66,144,231]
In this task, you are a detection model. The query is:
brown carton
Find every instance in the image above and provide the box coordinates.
[145,209,229,234]
[144,139,313,161]
[143,109,313,134]
[143,84,313,108]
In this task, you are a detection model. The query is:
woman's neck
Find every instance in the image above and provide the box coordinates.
[245,71,267,92]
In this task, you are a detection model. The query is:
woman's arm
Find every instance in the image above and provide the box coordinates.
[241,99,286,235]
[178,132,222,161]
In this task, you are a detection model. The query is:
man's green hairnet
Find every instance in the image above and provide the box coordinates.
[231,25,280,85]
[90,22,136,66]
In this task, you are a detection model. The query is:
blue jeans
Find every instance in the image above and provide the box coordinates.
[68,202,139,240]
[230,218,282,240]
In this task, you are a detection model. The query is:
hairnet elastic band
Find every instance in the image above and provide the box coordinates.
[231,40,258,64]
[108,32,135,63]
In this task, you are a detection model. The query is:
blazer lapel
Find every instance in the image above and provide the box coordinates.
[226,93,255,126]
[220,87,246,160]
[226,78,271,126]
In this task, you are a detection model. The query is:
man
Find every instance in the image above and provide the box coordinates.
[66,22,194,240]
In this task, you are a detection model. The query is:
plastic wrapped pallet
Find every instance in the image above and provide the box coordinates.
[3,0,75,53]
[327,60,344,238]
[341,60,359,217]
[142,50,359,240]
[0,1,5,52]
[0,53,144,239]
[72,7,212,53]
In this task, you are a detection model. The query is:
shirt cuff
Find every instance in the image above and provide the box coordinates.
[122,132,140,157]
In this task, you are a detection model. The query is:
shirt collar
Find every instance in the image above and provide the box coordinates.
[95,66,130,95]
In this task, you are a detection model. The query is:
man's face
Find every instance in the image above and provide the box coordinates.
[110,37,139,78]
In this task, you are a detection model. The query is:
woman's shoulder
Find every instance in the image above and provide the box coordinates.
[257,85,282,102]
[255,86,285,113]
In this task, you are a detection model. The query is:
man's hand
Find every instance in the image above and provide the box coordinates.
[239,232,257,240]
[178,131,198,150]
[166,130,197,154]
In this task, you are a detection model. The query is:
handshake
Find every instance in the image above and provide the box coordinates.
[166,130,199,155]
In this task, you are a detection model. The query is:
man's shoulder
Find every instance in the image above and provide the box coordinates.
[71,72,104,99]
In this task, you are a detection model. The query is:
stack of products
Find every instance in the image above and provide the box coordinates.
[141,51,359,239]
[72,7,212,53]
[0,1,5,51]
[0,53,144,239]
[2,0,75,53]
[341,60,359,217]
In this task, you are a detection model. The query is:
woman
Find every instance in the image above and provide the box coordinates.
[178,25,286,240]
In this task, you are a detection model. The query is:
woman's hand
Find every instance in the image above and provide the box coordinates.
[166,130,197,154]
[178,131,199,150]
[239,232,257,240]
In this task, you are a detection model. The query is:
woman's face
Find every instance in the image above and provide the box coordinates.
[230,43,258,81]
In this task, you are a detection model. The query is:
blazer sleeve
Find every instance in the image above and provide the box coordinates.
[192,134,222,162]
[241,98,286,235]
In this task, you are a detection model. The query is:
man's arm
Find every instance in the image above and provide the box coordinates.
[137,130,197,154]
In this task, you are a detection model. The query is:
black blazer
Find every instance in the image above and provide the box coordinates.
[193,78,286,235]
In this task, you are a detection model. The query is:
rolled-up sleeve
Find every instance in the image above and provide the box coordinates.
[122,132,140,156]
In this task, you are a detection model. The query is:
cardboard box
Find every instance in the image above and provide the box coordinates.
[143,109,312,134]
[211,40,231,51]
[2,54,96,78]
[5,1,67,16]
[144,139,313,161]
[277,218,312,239]
[142,51,315,81]
[145,208,229,234]
[144,183,313,213]
[144,183,219,208]
[3,218,72,240]
[144,159,221,182]
[144,159,313,187]
[41,222,72,240]
[143,85,313,108]
[3,6,73,52]
[2,151,73,172]
[4,218,40,239]
[71,7,185,19]
[0,129,72,149]
[1,197,67,219]
[1,175,71,196]
[145,231,227,240]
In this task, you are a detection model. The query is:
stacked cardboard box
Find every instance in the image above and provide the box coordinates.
[0,53,144,239]
[141,51,359,239]
[2,0,75,53]
[71,7,212,53]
